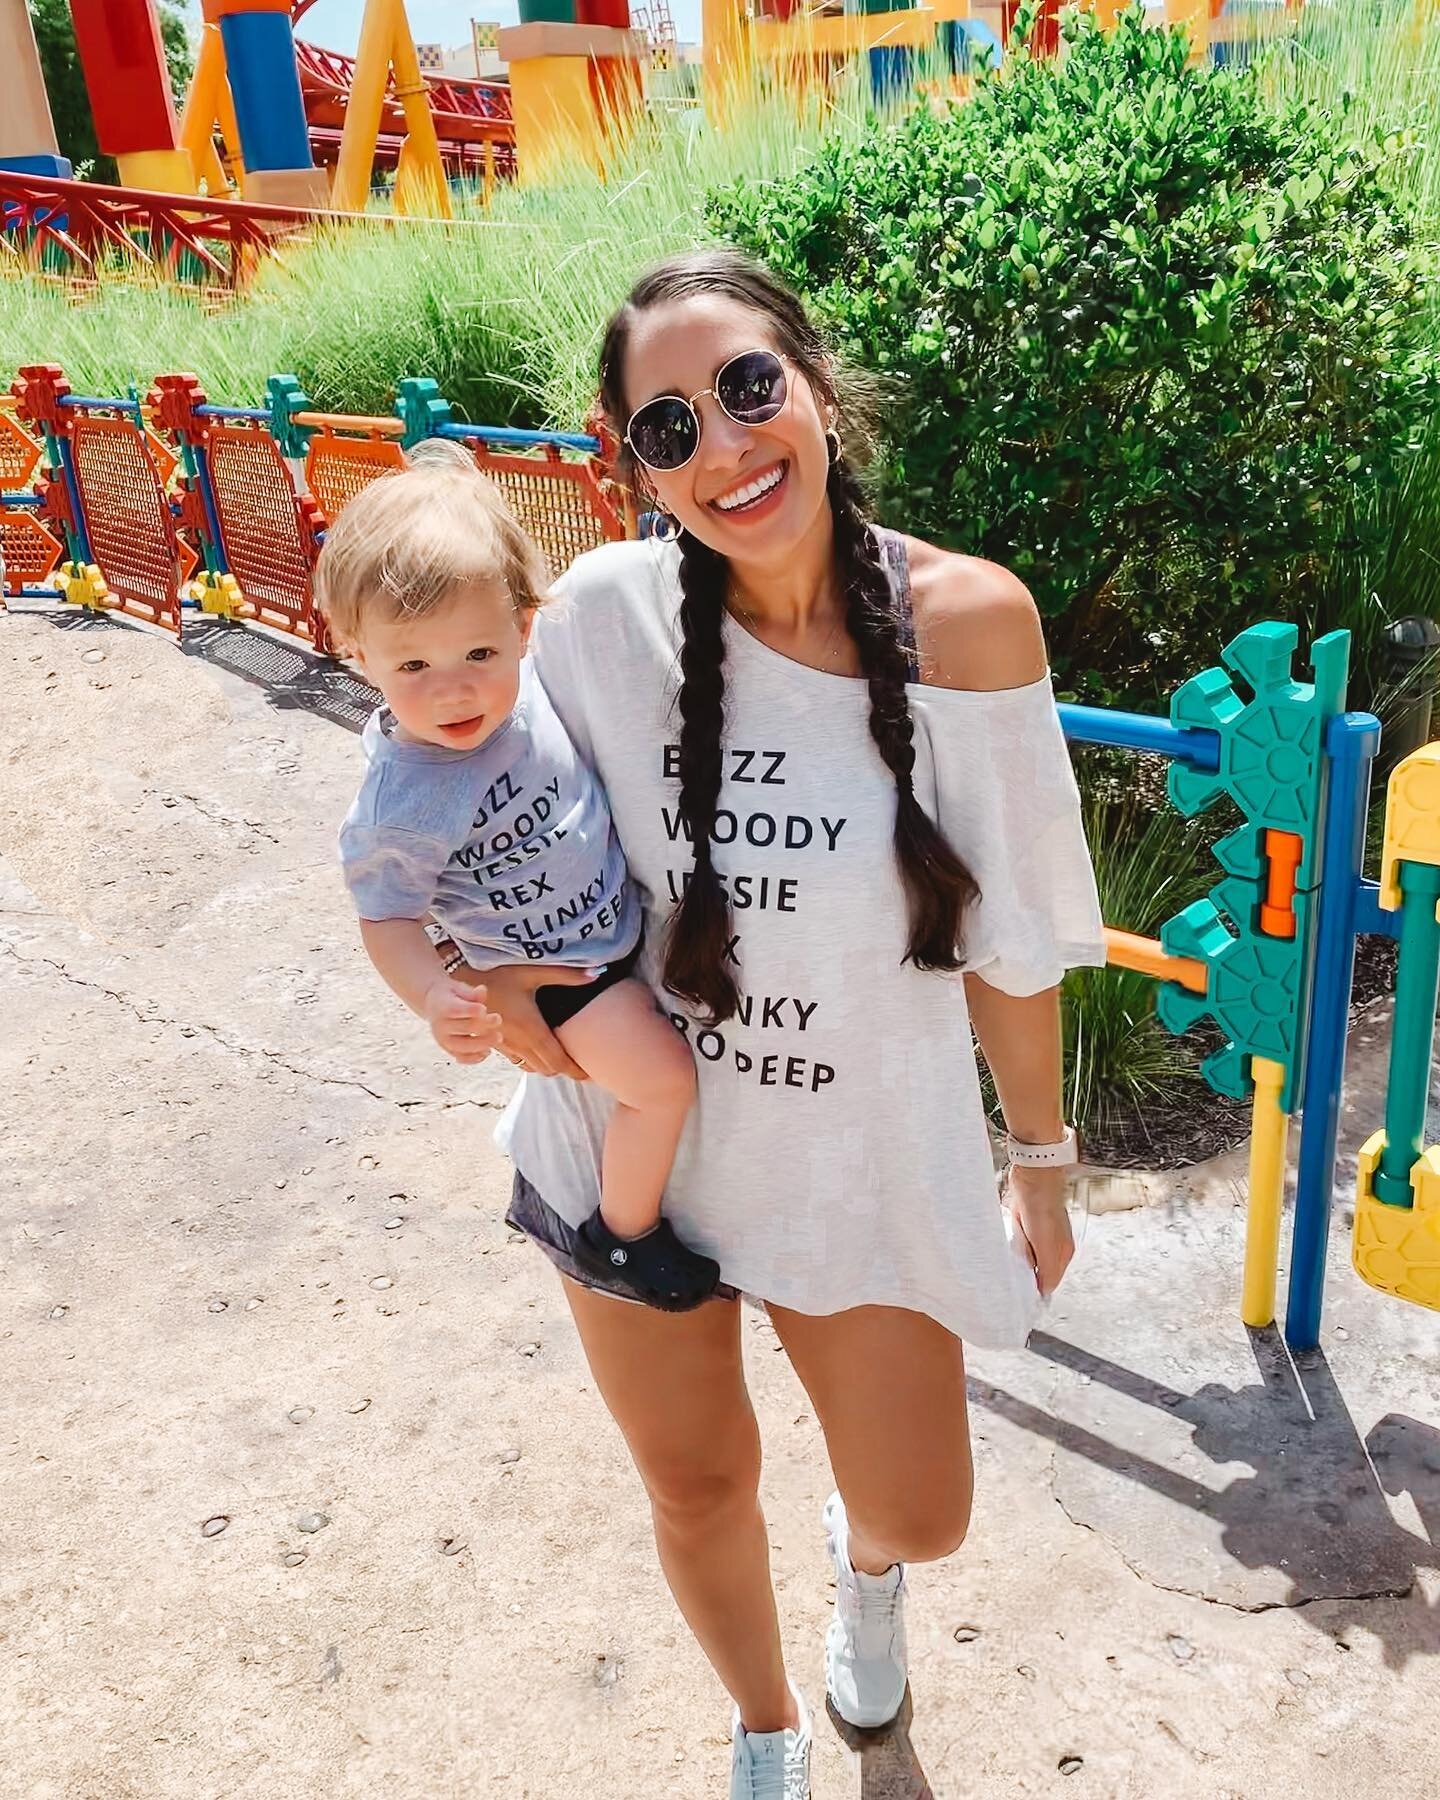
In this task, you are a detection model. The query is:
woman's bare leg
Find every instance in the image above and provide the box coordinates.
[560,1277,797,1733]
[767,1303,974,1575]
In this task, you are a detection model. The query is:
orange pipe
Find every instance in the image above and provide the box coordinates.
[1260,828,1301,939]
[294,411,404,436]
[1104,927,1208,995]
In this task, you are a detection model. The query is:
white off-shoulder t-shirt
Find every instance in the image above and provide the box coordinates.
[495,536,1106,1347]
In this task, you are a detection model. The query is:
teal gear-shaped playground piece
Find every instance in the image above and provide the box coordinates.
[1157,623,1350,1110]
[267,375,314,461]
[396,377,453,449]
[1168,623,1350,886]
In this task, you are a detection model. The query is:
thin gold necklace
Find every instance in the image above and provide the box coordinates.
[727,585,852,671]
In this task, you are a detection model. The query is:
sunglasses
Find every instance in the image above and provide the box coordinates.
[624,349,789,474]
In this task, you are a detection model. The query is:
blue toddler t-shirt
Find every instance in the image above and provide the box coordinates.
[340,658,640,972]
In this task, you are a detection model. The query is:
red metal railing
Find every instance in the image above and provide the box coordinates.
[0,171,330,288]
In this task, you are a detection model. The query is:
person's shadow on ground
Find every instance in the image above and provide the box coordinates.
[971,1328,1440,1670]
[828,1689,933,1799]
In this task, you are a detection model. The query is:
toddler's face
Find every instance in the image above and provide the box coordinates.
[351,578,532,752]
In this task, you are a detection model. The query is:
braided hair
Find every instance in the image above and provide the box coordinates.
[599,251,978,1025]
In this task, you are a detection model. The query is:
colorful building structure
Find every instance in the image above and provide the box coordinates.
[500,0,646,183]
[0,0,72,178]
[191,0,330,207]
[63,0,195,192]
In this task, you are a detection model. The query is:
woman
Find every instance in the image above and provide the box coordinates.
[469,250,1105,1798]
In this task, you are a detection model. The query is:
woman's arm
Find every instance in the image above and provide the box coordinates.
[962,978,1066,1146]
[910,542,1077,1295]
[448,956,596,1080]
[964,976,1074,1296]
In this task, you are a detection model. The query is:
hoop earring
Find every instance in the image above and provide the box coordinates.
[826,428,844,466]
[649,507,680,543]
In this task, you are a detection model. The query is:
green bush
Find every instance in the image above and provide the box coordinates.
[709,6,1439,706]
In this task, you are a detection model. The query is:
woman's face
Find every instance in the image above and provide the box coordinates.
[619,294,833,566]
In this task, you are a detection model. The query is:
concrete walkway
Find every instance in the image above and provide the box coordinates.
[3,605,1437,1799]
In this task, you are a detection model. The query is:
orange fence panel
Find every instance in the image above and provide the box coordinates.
[0,408,44,488]
[304,431,406,526]
[1,511,64,596]
[205,422,325,647]
[467,441,627,581]
[68,417,185,633]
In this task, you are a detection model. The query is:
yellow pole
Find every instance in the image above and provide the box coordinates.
[388,0,452,218]
[332,0,396,212]
[1165,0,1211,62]
[702,0,747,128]
[1242,1056,1289,1327]
[179,25,233,196]
[333,0,450,217]
[215,43,246,192]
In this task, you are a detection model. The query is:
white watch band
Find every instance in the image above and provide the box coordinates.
[1005,1126,1079,1169]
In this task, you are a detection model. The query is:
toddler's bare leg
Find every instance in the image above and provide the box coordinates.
[554,979,696,1239]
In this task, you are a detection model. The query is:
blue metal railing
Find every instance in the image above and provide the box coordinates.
[436,421,600,454]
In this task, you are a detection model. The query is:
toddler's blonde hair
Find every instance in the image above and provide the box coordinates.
[314,440,548,650]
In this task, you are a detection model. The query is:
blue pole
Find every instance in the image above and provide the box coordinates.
[195,405,272,423]
[59,395,145,419]
[868,44,911,101]
[54,435,92,564]
[435,422,601,454]
[1058,704,1221,772]
[1285,710,1381,1352]
[217,10,317,175]
[192,441,229,573]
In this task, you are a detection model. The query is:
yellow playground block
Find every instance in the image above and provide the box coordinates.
[57,560,110,613]
[187,570,245,619]
[1354,1136,1440,1311]
[1378,741,1440,915]
[114,147,198,195]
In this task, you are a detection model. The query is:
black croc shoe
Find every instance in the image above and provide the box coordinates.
[573,1209,722,1312]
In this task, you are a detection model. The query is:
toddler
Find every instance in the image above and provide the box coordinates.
[316,450,719,1311]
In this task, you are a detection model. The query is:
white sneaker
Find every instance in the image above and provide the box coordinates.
[822,1491,908,1730]
[729,1683,811,1799]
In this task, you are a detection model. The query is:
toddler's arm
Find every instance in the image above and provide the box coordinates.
[359,916,502,1065]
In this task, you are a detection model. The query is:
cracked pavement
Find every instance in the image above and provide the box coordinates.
[2,605,1438,1799]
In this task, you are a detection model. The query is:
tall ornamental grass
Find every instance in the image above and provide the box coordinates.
[1258,0,1440,723]
[0,73,875,422]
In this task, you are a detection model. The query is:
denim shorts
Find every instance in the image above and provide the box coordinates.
[505,1171,740,1307]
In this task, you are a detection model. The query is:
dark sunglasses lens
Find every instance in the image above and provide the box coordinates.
[717,351,787,424]
[629,399,697,471]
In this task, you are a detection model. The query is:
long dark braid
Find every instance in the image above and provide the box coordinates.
[827,453,978,971]
[597,248,980,1025]
[664,530,741,1022]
